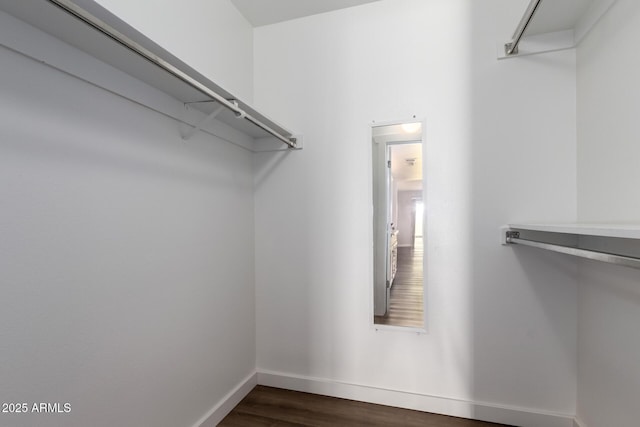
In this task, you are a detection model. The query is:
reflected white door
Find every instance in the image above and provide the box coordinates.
[372,139,390,316]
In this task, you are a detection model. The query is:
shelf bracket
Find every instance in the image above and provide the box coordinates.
[506,231,520,243]
[182,104,225,140]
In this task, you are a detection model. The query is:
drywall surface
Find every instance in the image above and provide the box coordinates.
[94,0,254,102]
[0,11,255,427]
[397,190,421,247]
[576,0,640,425]
[253,0,577,422]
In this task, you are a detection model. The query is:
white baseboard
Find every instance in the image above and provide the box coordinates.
[193,371,257,427]
[257,370,575,427]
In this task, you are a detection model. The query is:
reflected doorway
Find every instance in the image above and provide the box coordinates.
[372,121,425,329]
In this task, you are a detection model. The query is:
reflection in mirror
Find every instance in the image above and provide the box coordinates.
[372,121,424,328]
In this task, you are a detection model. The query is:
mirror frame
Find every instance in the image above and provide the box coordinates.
[369,117,427,332]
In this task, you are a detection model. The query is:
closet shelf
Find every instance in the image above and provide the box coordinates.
[499,0,617,59]
[0,0,299,149]
[505,223,640,239]
[501,223,640,270]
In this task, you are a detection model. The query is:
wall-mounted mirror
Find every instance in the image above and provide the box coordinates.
[372,120,425,329]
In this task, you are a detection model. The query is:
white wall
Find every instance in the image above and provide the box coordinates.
[253,0,578,424]
[576,0,640,425]
[94,0,254,102]
[0,10,255,427]
[397,190,420,247]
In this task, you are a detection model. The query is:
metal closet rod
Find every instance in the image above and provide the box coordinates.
[506,232,640,270]
[47,0,297,149]
[505,0,543,56]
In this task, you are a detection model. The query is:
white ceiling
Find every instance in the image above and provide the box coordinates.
[230,0,381,27]
[232,0,595,34]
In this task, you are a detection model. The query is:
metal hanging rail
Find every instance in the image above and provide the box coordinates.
[46,0,298,149]
[505,0,543,56]
[505,231,640,270]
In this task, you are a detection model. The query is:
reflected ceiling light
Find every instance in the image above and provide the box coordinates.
[401,122,421,133]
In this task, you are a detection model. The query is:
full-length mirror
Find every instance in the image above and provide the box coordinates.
[372,120,425,328]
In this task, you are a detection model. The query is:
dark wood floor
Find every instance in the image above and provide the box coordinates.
[219,386,511,426]
[374,237,424,328]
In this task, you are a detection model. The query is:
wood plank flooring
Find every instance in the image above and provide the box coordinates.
[219,386,512,426]
[374,237,424,328]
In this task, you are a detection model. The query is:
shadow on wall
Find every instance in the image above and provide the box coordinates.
[253,149,292,190]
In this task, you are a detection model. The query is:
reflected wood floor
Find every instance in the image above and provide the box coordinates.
[374,237,424,328]
[219,386,511,426]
